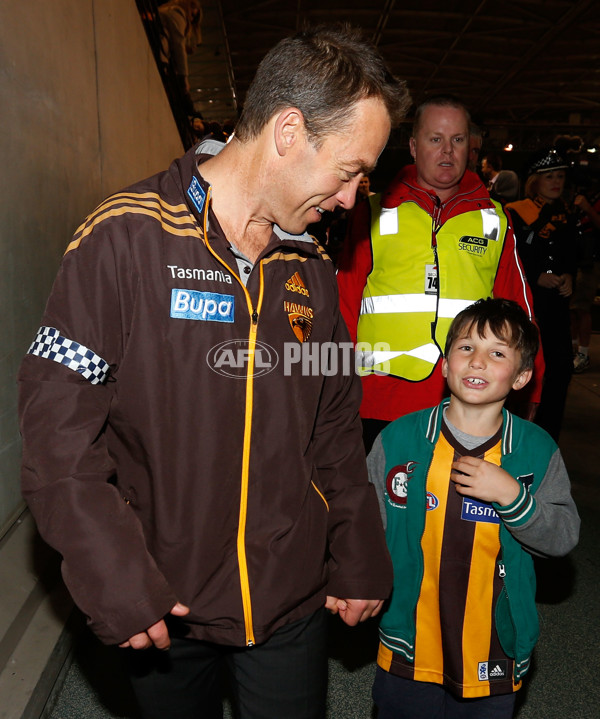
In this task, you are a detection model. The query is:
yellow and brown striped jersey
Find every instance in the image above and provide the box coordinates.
[378,420,521,698]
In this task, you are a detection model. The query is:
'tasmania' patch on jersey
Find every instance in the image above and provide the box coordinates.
[171,289,234,322]
[461,497,500,524]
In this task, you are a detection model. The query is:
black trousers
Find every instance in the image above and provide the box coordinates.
[373,668,517,719]
[533,292,573,442]
[125,609,328,719]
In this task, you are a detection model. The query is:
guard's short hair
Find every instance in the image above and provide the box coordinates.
[444,298,539,372]
[412,94,471,137]
[234,24,411,147]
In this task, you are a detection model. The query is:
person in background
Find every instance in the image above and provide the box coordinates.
[506,149,579,441]
[490,170,520,206]
[159,0,203,114]
[322,177,373,266]
[204,120,229,143]
[467,122,482,173]
[368,298,579,719]
[570,186,600,373]
[190,113,205,142]
[481,151,502,192]
[18,25,411,719]
[337,95,543,453]
[357,174,375,200]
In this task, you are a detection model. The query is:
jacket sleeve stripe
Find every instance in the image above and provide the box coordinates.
[66,193,199,253]
[494,482,536,526]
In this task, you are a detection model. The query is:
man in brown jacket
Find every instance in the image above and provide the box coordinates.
[18,25,410,719]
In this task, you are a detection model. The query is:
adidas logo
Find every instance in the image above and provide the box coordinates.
[285,272,309,297]
[489,664,506,678]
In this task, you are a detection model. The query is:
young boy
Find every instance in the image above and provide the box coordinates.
[367,298,580,719]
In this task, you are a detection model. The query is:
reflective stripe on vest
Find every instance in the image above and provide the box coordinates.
[356,194,506,380]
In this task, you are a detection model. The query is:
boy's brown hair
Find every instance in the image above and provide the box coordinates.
[444,298,539,372]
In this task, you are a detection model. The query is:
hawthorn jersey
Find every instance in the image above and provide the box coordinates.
[377,421,520,698]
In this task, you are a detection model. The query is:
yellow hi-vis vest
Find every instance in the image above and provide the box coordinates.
[356,193,507,380]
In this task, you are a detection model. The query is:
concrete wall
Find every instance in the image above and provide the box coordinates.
[0,3,184,713]
[0,0,183,533]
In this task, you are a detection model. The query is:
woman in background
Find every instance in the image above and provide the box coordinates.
[506,150,580,442]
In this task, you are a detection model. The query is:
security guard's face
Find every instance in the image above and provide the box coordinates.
[409,104,469,201]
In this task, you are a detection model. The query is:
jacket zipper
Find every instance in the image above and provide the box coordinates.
[201,189,265,646]
[431,197,441,346]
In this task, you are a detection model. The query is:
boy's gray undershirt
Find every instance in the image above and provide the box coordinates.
[442,406,494,450]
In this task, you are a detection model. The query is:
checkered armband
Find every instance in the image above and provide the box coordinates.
[27,326,110,385]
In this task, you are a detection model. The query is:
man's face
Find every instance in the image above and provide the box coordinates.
[357,175,371,199]
[481,158,495,181]
[274,97,391,233]
[409,104,469,201]
[468,136,482,172]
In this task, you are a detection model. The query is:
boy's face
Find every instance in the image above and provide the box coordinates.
[442,323,531,411]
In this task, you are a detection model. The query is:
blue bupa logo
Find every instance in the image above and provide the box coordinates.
[170,289,234,322]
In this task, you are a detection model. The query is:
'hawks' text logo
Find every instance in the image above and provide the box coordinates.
[283,301,313,342]
[386,462,418,506]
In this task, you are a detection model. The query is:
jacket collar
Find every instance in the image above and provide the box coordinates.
[425,398,514,455]
[174,141,319,257]
[380,164,494,219]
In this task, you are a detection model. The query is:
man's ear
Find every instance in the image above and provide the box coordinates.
[512,368,533,391]
[409,136,417,161]
[274,108,305,157]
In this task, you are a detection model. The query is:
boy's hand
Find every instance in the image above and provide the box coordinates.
[325,597,384,626]
[450,457,520,507]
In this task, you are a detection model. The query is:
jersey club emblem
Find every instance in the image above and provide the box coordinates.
[386,462,418,507]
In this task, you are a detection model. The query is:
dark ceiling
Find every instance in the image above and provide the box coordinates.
[187,0,600,153]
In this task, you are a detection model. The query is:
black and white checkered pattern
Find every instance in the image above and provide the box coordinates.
[27,326,110,385]
[528,149,569,175]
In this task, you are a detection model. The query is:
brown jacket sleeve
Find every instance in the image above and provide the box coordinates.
[312,292,393,601]
[19,230,177,645]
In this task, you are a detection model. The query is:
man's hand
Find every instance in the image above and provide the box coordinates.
[325,597,384,626]
[450,456,520,507]
[119,602,190,650]
[537,272,562,290]
[557,273,573,297]
[574,194,592,214]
